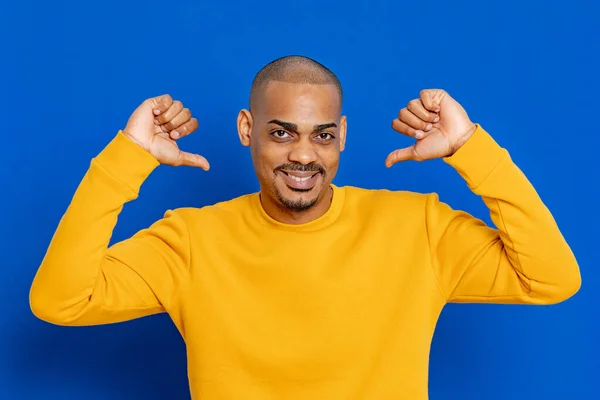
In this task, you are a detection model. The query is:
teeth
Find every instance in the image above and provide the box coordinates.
[289,174,313,182]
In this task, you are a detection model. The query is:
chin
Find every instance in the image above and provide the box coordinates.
[273,175,327,212]
[277,190,319,212]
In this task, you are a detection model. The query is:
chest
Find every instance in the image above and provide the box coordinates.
[192,224,426,304]
[183,226,437,334]
[179,227,443,385]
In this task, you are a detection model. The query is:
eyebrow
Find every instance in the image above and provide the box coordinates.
[268,119,337,133]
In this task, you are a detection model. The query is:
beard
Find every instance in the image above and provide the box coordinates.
[272,162,326,212]
[274,185,319,211]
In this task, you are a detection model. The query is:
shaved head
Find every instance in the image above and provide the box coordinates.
[249,55,343,113]
[237,55,347,224]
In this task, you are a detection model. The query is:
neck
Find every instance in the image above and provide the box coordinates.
[259,186,334,225]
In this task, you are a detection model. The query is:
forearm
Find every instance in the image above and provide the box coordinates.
[480,154,578,296]
[438,126,580,303]
[29,132,160,324]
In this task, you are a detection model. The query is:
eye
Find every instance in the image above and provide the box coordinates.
[271,130,291,139]
[316,132,335,141]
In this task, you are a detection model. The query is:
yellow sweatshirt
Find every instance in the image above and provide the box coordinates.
[30,124,581,399]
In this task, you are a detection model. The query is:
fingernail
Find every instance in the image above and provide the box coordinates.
[154,119,159,125]
[415,130,424,139]
[172,131,179,138]
[433,116,440,123]
[425,123,432,131]
[154,109,161,115]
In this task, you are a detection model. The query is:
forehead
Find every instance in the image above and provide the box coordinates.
[255,81,340,123]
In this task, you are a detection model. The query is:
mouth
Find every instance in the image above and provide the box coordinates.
[279,170,322,191]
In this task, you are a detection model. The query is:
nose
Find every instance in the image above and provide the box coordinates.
[288,137,318,165]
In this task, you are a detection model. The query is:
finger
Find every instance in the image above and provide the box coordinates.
[170,118,199,140]
[392,118,425,140]
[398,108,433,134]
[420,89,445,112]
[177,151,210,170]
[162,107,192,134]
[146,94,173,116]
[155,100,183,125]
[385,146,417,167]
[407,99,439,124]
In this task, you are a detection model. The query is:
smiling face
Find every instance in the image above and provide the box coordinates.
[238,80,346,223]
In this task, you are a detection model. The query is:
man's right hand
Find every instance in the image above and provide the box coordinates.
[123,94,210,170]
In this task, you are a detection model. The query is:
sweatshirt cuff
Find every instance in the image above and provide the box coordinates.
[443,124,508,189]
[93,131,160,194]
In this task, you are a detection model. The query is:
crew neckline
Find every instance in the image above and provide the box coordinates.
[251,184,346,232]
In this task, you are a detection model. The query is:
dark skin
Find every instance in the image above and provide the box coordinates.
[123,87,476,225]
[237,81,347,225]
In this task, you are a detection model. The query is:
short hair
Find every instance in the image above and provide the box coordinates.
[249,55,343,112]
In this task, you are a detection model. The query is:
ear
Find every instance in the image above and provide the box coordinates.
[237,109,253,147]
[339,115,347,152]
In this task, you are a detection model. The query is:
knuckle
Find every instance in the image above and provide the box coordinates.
[158,95,172,109]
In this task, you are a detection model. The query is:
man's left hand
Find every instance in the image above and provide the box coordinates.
[386,89,477,167]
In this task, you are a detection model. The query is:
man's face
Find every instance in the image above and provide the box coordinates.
[238,81,346,213]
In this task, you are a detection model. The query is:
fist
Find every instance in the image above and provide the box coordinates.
[386,89,476,167]
[123,94,209,170]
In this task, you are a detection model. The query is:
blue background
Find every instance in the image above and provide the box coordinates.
[1,0,598,398]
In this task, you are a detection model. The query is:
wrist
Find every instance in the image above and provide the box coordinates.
[122,130,150,152]
[443,124,508,190]
[450,123,477,155]
[93,131,161,194]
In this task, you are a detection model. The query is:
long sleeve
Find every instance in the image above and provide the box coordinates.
[29,131,192,326]
[426,125,581,305]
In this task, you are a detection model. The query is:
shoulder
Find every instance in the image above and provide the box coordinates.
[337,185,444,233]
[338,185,451,224]
[341,186,471,228]
[341,185,433,210]
[162,192,256,229]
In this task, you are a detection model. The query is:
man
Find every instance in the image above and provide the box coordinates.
[30,56,581,399]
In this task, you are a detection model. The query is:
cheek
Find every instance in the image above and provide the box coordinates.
[253,143,284,173]
[321,150,340,169]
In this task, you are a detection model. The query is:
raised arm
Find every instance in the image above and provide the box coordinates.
[29,95,209,326]
[387,89,581,305]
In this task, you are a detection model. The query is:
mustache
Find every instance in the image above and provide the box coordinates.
[275,163,326,175]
